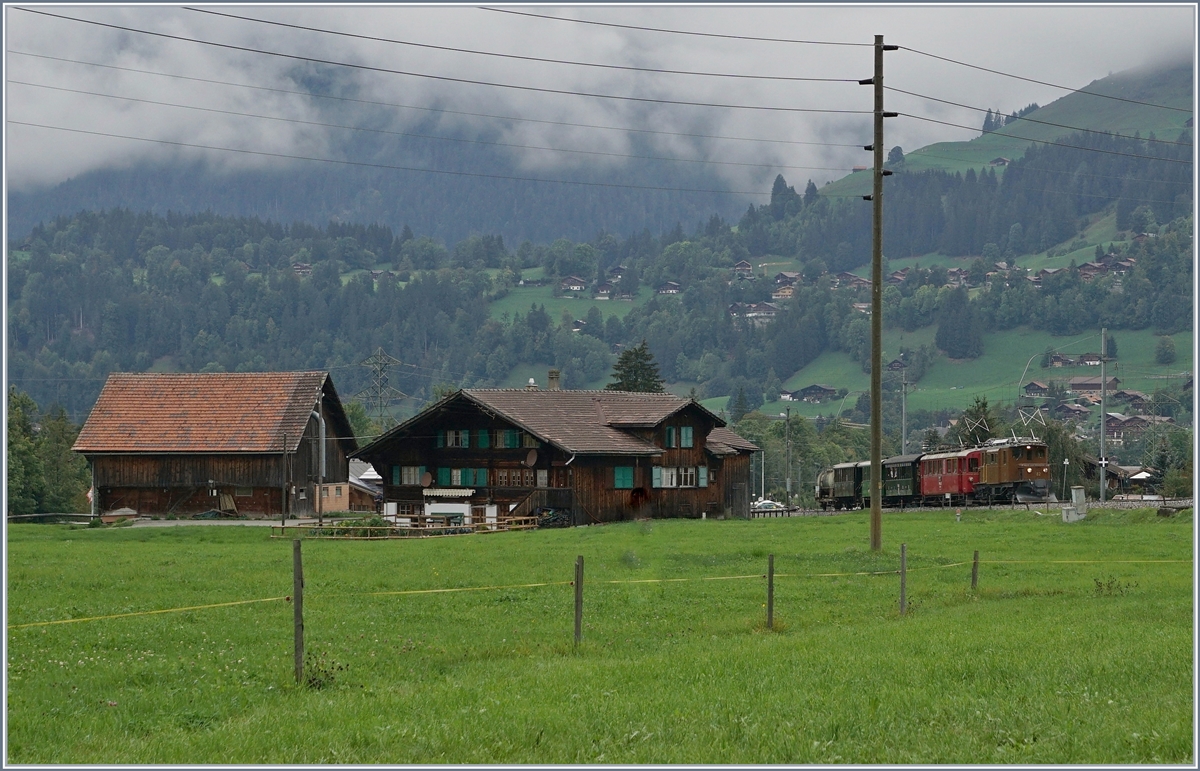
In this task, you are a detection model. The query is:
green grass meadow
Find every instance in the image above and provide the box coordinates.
[7,510,1193,763]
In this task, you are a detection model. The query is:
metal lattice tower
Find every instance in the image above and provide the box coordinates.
[354,347,408,429]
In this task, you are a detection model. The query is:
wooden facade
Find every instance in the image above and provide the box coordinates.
[353,387,758,525]
[75,371,355,518]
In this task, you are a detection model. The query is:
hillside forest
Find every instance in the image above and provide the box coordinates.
[6,129,1194,512]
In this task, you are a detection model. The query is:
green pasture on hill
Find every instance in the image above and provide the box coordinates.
[773,326,1191,417]
[7,510,1192,764]
[487,285,650,324]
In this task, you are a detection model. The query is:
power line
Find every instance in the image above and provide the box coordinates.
[9,50,871,151]
[7,120,772,197]
[478,7,873,46]
[14,9,872,116]
[184,7,861,84]
[897,45,1192,114]
[886,85,1191,147]
[896,112,1194,165]
[7,80,856,175]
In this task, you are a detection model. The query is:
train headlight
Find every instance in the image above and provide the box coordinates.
[1027,467,1033,473]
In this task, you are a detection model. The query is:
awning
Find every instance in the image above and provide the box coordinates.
[422,488,476,497]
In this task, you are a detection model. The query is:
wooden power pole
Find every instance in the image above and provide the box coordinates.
[861,35,897,552]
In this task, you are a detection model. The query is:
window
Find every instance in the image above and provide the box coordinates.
[523,469,535,487]
[661,467,678,487]
[968,457,979,472]
[321,487,329,498]
[537,469,548,488]
[947,458,958,473]
[401,466,423,485]
[446,430,470,448]
[235,487,253,497]
[680,426,694,448]
[665,426,676,448]
[335,486,343,497]
[614,467,634,489]
[497,469,509,486]
[678,467,697,488]
[521,432,540,448]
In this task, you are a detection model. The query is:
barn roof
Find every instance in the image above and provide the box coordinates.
[73,371,353,454]
[355,389,753,458]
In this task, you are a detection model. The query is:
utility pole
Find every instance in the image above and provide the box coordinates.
[784,407,792,507]
[901,367,909,454]
[860,35,897,552]
[1099,327,1108,503]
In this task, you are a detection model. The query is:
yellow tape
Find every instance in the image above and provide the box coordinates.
[981,559,1192,564]
[365,580,573,596]
[8,596,289,630]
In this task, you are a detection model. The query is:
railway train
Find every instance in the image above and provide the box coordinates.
[816,436,1053,510]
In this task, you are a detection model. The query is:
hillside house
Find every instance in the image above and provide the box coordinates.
[560,276,588,293]
[727,302,779,326]
[886,358,907,371]
[594,282,613,298]
[73,371,355,518]
[989,157,1011,166]
[1078,352,1102,366]
[1023,380,1049,397]
[733,260,754,278]
[1111,390,1150,410]
[1048,353,1074,368]
[771,285,796,301]
[887,269,909,286]
[1053,402,1091,421]
[798,384,839,403]
[1079,262,1109,282]
[607,265,628,280]
[657,281,682,295]
[1105,413,1174,444]
[773,271,801,286]
[835,272,870,290]
[351,379,758,524]
[1069,376,1120,393]
[852,302,871,314]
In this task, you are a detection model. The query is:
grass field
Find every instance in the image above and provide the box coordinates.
[487,285,649,323]
[7,510,1192,763]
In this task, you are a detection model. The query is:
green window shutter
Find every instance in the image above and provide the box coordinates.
[698,466,708,487]
[436,430,445,448]
[478,429,490,449]
[418,466,426,483]
[463,430,471,448]
[681,426,694,448]
[651,467,662,488]
[505,429,517,448]
[615,466,633,489]
[666,426,675,448]
[479,468,489,486]
[391,465,400,485]
[437,467,450,486]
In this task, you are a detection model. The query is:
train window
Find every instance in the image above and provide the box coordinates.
[968,457,979,472]
[987,452,997,464]
[1013,446,1023,460]
[1034,447,1045,459]
[947,458,957,473]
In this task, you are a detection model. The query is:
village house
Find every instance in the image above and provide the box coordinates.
[834,272,871,290]
[559,276,588,293]
[291,262,312,277]
[852,302,871,314]
[594,282,614,298]
[1104,413,1175,444]
[607,265,628,280]
[351,374,758,524]
[773,271,801,286]
[1078,352,1102,366]
[1048,353,1074,368]
[771,284,796,301]
[72,371,355,518]
[797,384,839,403]
[656,281,682,295]
[1069,376,1121,393]
[727,302,779,326]
[989,157,1011,166]
[886,358,907,371]
[886,268,910,286]
[732,259,754,278]
[1023,380,1050,398]
[1111,390,1150,411]
[1078,262,1109,282]
[1053,402,1091,421]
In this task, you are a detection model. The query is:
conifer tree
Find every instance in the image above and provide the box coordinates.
[605,339,665,393]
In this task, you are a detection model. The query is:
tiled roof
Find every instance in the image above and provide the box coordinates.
[356,389,752,458]
[73,371,341,453]
[706,427,760,456]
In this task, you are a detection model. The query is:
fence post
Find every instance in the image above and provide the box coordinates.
[971,549,979,590]
[293,539,304,685]
[899,542,907,616]
[574,555,584,645]
[767,554,775,630]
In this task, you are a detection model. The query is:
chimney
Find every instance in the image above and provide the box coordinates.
[526,377,538,391]
[548,369,561,391]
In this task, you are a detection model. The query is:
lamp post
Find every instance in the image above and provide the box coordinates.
[1062,457,1069,501]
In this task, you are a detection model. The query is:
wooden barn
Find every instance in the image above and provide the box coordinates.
[73,371,355,518]
[352,379,758,525]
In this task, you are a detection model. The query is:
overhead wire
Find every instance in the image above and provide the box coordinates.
[478,7,873,46]
[885,85,1191,146]
[7,121,774,197]
[12,9,872,116]
[7,80,857,175]
[7,51,871,150]
[896,112,1193,165]
[897,45,1193,114]
[184,7,861,84]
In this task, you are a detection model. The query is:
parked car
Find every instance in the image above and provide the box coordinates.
[752,499,785,511]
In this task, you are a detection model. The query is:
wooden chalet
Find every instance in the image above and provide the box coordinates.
[1023,380,1049,397]
[559,276,588,293]
[1069,376,1120,393]
[798,384,839,403]
[352,379,759,525]
[656,281,682,294]
[732,259,754,277]
[73,371,355,518]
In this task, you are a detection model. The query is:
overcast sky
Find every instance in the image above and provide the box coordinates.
[5,4,1196,196]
